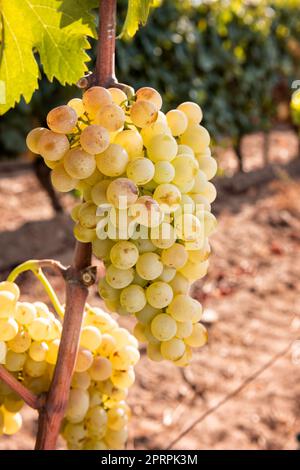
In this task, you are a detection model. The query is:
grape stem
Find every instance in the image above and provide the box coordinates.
[35,270,65,319]
[33,0,117,450]
[7,259,67,282]
[0,365,44,410]
[96,0,117,87]
[7,259,66,319]
[85,0,133,97]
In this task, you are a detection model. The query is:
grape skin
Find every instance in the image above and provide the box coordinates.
[136,87,162,110]
[80,125,110,155]
[130,100,158,128]
[114,130,143,160]
[141,121,171,147]
[136,252,163,280]
[160,338,186,361]
[108,87,128,106]
[166,109,188,136]
[120,285,147,313]
[146,282,173,309]
[64,148,96,180]
[185,323,208,348]
[38,131,70,161]
[167,294,202,322]
[51,164,78,192]
[180,124,210,153]
[67,98,85,117]
[96,144,129,177]
[47,105,77,134]
[153,161,175,184]
[147,134,178,162]
[110,241,139,270]
[106,265,134,289]
[91,179,110,206]
[151,314,177,341]
[177,102,203,124]
[106,178,138,209]
[82,86,112,116]
[126,158,155,185]
[161,243,188,269]
[96,104,125,132]
[26,127,48,153]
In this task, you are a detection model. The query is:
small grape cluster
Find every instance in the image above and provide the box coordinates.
[26,85,217,366]
[0,280,62,436]
[63,306,139,450]
[0,281,139,449]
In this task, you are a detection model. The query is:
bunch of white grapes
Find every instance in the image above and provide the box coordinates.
[63,305,139,450]
[0,281,139,449]
[26,85,217,366]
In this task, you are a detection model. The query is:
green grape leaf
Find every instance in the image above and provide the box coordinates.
[121,0,158,38]
[0,0,98,115]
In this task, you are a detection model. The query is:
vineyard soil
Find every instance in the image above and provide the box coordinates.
[0,131,299,450]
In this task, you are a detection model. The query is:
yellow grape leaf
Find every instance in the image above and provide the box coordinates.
[0,0,98,115]
[121,0,159,38]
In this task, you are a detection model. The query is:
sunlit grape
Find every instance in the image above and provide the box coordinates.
[146,281,173,309]
[160,338,185,361]
[177,102,203,124]
[64,148,96,179]
[166,109,188,136]
[67,98,85,117]
[51,163,78,192]
[96,103,125,132]
[120,285,147,313]
[26,127,48,153]
[82,86,112,116]
[126,158,155,186]
[180,124,210,153]
[110,241,139,270]
[0,318,18,341]
[153,161,175,184]
[130,100,158,128]
[80,125,110,155]
[106,178,138,209]
[136,252,163,280]
[114,130,143,160]
[151,313,177,341]
[136,87,162,109]
[108,87,128,106]
[185,323,208,348]
[47,105,77,134]
[96,144,128,177]
[38,131,69,161]
[147,134,177,162]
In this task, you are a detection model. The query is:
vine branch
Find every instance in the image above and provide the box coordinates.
[0,365,43,410]
[96,0,117,87]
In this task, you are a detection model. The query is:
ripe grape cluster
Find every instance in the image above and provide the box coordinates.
[0,281,139,449]
[26,85,217,366]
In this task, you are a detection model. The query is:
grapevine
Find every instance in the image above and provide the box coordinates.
[0,0,217,451]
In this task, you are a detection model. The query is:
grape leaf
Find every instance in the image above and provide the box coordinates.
[121,0,158,38]
[0,0,98,115]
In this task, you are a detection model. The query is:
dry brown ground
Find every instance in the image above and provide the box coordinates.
[0,129,300,450]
